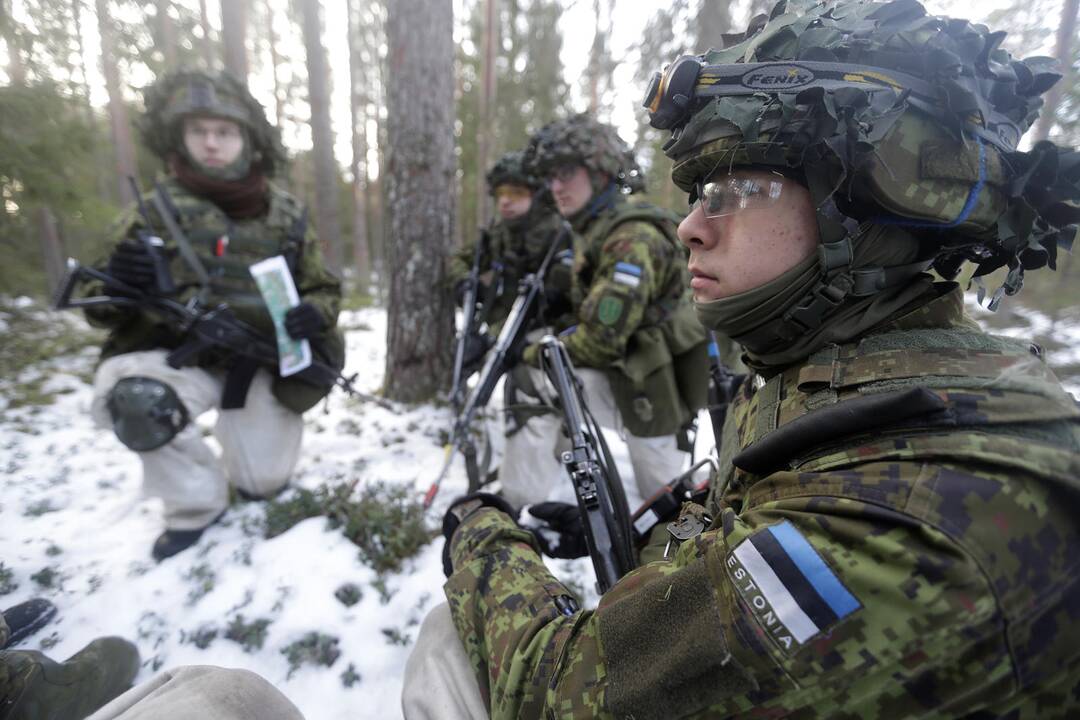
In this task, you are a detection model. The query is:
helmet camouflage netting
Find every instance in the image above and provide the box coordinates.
[524,113,647,194]
[139,70,287,176]
[643,0,1080,308]
[486,150,542,193]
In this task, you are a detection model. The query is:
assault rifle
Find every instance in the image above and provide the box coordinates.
[538,335,636,594]
[52,262,391,410]
[450,230,488,410]
[423,221,572,509]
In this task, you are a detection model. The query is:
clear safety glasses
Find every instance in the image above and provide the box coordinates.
[689,172,787,219]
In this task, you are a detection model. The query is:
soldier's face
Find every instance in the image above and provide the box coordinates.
[182,116,245,169]
[548,164,593,217]
[677,169,819,302]
[494,184,533,220]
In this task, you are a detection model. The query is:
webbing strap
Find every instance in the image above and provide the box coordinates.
[151,185,211,302]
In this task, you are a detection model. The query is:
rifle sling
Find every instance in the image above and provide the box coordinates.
[151,186,211,299]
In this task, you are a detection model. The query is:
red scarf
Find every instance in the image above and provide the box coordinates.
[169,154,270,219]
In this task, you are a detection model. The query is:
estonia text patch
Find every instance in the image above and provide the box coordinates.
[727,520,860,650]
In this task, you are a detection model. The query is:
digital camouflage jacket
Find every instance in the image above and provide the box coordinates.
[81,177,343,413]
[449,203,568,334]
[523,196,709,437]
[445,287,1080,719]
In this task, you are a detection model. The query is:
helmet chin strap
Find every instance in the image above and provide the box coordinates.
[735,163,933,351]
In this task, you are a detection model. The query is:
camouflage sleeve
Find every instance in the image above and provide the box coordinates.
[560,220,666,369]
[447,236,478,289]
[294,224,341,332]
[445,461,1009,719]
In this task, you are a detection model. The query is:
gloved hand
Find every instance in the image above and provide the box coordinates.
[461,331,494,378]
[442,492,516,577]
[525,502,588,559]
[453,279,470,306]
[284,302,325,340]
[106,240,157,293]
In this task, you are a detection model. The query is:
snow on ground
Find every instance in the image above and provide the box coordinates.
[2,294,1073,719]
[0,304,612,720]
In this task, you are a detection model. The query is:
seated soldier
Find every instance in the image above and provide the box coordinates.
[500,114,709,509]
[404,1,1080,718]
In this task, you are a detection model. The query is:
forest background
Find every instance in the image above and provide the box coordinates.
[1,0,1078,399]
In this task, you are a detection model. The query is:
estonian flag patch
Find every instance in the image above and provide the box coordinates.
[612,262,642,288]
[727,520,860,651]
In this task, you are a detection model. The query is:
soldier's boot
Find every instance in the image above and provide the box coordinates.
[2,600,58,648]
[0,636,139,720]
[152,527,206,561]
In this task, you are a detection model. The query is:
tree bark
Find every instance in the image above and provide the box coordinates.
[347,0,370,295]
[221,0,248,80]
[300,0,343,268]
[261,0,286,126]
[199,0,214,69]
[38,206,67,296]
[384,0,455,402]
[695,0,733,51]
[1032,0,1079,142]
[95,0,138,206]
[474,0,497,231]
[157,0,178,71]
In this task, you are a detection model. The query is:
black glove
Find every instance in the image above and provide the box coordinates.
[442,492,516,577]
[527,502,588,559]
[461,331,494,378]
[453,279,470,306]
[106,240,157,293]
[284,302,325,340]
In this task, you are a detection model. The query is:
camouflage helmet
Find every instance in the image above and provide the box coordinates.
[486,150,541,194]
[524,113,646,194]
[139,70,287,176]
[644,0,1080,307]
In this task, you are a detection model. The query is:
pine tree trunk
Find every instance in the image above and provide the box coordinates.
[262,0,286,126]
[199,0,214,69]
[300,0,343,269]
[221,0,248,80]
[38,206,67,296]
[95,0,138,206]
[346,0,370,296]
[474,0,498,232]
[157,0,178,71]
[384,0,455,402]
[1032,0,1078,142]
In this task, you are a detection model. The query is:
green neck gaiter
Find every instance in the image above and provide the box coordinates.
[694,224,938,375]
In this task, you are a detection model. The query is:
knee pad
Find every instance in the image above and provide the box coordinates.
[106,376,190,451]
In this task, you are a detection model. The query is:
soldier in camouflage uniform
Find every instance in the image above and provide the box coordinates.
[405,1,1080,718]
[496,114,709,508]
[80,71,343,561]
[448,150,566,336]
